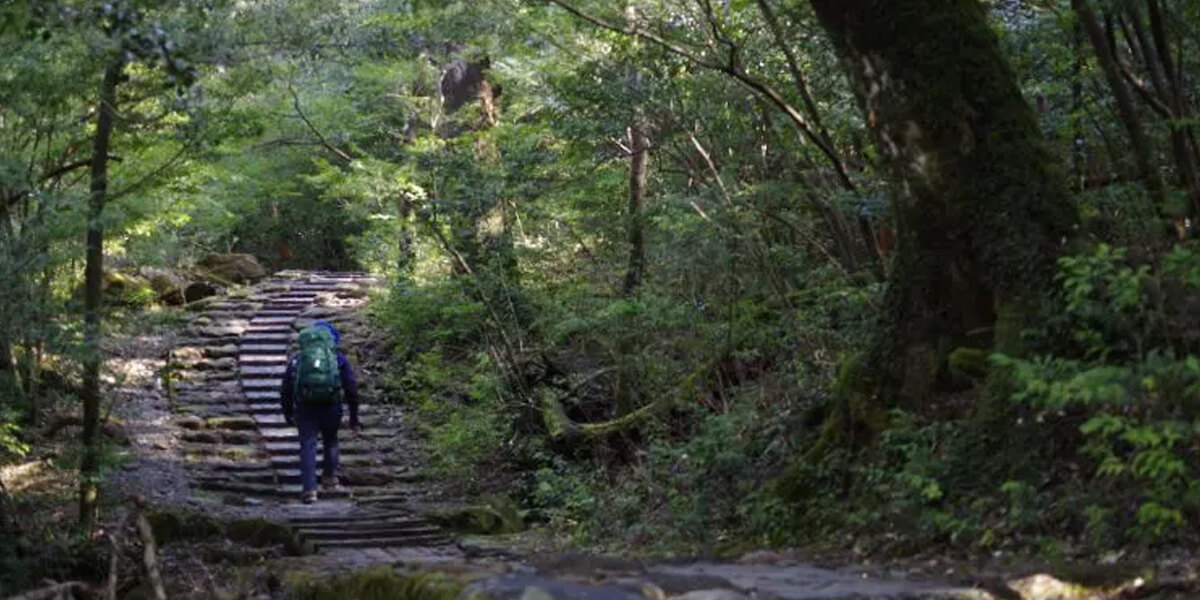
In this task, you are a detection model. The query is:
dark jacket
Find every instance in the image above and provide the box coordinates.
[281,350,359,425]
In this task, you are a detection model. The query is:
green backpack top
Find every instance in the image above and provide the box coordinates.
[292,325,342,404]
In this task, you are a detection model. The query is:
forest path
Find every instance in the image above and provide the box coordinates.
[166,270,460,562]
[158,271,998,599]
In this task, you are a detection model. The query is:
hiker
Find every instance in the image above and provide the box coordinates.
[281,320,361,504]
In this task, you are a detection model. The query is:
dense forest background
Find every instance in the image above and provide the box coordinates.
[2,0,1199,573]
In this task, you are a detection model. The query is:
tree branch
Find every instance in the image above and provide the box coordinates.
[545,0,855,191]
[1116,56,1175,118]
[40,156,123,184]
[753,0,838,153]
[287,84,353,163]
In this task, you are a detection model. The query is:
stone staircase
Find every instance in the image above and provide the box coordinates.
[168,271,454,555]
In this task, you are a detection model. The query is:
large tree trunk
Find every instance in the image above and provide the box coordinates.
[809,0,1076,404]
[622,123,649,295]
[79,60,122,532]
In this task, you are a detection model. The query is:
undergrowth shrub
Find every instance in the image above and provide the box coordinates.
[993,243,1200,545]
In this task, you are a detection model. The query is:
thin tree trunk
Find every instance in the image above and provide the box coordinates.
[1073,0,1168,208]
[1144,0,1200,220]
[1073,21,1087,193]
[397,193,414,274]
[79,59,122,532]
[623,123,649,295]
[753,0,837,157]
[809,0,1076,405]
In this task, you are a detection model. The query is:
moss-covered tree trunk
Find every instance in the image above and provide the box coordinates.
[622,122,649,296]
[809,0,1076,405]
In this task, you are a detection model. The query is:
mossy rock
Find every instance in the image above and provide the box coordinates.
[198,253,266,284]
[147,509,223,545]
[947,346,989,378]
[226,518,309,556]
[206,416,257,431]
[218,446,264,460]
[428,496,524,535]
[175,416,206,430]
[286,566,461,600]
[183,431,222,444]
[102,271,156,307]
[222,430,257,445]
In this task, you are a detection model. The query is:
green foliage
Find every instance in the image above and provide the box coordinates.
[993,243,1200,543]
[0,413,30,461]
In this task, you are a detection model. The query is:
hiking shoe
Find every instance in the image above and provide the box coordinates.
[302,489,318,504]
[320,475,341,491]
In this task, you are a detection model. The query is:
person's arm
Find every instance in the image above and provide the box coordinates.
[281,357,296,425]
[338,351,360,428]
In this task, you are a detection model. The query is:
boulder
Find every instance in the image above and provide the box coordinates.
[139,266,188,304]
[198,253,266,284]
[184,281,221,303]
[102,271,155,307]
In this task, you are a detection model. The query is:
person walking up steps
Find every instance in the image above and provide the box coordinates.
[281,320,361,504]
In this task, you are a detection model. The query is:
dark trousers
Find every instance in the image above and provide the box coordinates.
[296,402,342,492]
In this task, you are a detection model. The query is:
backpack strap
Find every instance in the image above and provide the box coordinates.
[290,355,301,404]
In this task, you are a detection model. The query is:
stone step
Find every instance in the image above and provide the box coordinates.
[205,303,261,311]
[194,312,254,321]
[247,403,282,415]
[259,430,392,445]
[211,461,275,472]
[269,454,390,469]
[253,413,288,425]
[201,344,240,358]
[269,301,317,308]
[246,324,294,333]
[256,312,302,321]
[239,344,290,355]
[174,338,244,350]
[250,316,297,325]
[242,378,284,390]
[262,441,378,454]
[240,364,287,377]
[310,533,448,551]
[296,523,440,540]
[238,354,287,364]
[174,405,250,418]
[286,511,420,525]
[181,444,267,459]
[175,357,238,371]
[240,333,293,343]
[259,426,299,439]
[175,371,239,383]
[245,390,282,401]
[245,402,372,416]
[216,468,406,486]
[196,479,389,498]
[174,393,244,405]
[190,325,247,337]
[182,430,258,445]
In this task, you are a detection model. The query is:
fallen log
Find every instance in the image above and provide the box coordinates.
[540,357,716,441]
[2,581,85,600]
